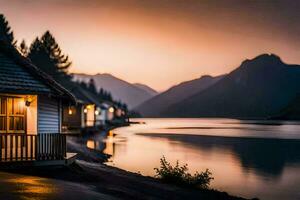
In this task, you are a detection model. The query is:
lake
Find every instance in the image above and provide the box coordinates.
[86,118,300,200]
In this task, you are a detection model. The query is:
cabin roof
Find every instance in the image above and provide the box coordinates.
[0,40,76,102]
[62,80,109,109]
[78,88,103,106]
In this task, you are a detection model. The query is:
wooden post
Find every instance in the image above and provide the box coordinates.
[15,135,18,160]
[30,135,33,160]
[35,135,38,160]
[25,135,28,160]
[21,135,23,161]
[4,135,7,161]
[0,135,2,161]
[10,135,13,161]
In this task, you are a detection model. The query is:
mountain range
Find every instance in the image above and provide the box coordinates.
[136,75,224,117]
[137,54,300,119]
[72,73,158,109]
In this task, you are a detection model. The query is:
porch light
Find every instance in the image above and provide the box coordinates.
[25,96,33,107]
[68,107,73,115]
[109,107,114,113]
[95,110,99,115]
[84,108,88,113]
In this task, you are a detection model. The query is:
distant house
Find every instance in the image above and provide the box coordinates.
[99,102,115,125]
[62,85,116,133]
[0,40,76,165]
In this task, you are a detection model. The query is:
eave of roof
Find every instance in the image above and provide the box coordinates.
[0,40,77,103]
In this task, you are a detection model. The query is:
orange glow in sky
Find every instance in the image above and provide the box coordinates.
[2,0,300,91]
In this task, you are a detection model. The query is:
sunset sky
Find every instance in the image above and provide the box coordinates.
[1,0,300,91]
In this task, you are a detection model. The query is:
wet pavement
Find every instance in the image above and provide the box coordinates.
[0,171,118,200]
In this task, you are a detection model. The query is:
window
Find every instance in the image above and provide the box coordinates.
[0,96,26,134]
[0,98,6,133]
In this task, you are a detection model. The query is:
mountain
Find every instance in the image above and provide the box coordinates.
[72,73,157,109]
[133,83,158,96]
[136,75,224,117]
[162,54,300,118]
[274,95,300,120]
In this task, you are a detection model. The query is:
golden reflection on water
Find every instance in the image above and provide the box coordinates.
[103,136,114,156]
[86,140,96,149]
[86,134,115,156]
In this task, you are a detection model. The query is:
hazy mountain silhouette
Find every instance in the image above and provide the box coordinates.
[133,83,158,96]
[73,73,157,109]
[136,75,224,117]
[162,54,300,118]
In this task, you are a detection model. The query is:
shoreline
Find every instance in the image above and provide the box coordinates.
[3,160,250,200]
[0,123,254,200]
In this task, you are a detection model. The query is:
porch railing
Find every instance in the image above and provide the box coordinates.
[0,133,66,162]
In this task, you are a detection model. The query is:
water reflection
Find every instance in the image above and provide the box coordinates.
[67,119,300,200]
[107,119,300,200]
[86,131,115,156]
[137,133,300,177]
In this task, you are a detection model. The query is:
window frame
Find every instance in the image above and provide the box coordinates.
[0,95,26,134]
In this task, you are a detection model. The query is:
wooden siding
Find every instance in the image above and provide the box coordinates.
[62,105,83,129]
[38,96,60,134]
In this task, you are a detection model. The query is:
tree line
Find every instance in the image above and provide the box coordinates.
[0,14,127,111]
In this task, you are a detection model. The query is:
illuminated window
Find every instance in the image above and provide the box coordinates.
[0,96,26,134]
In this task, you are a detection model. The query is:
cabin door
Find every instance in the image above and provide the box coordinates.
[0,96,26,134]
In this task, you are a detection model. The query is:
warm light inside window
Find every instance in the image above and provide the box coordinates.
[86,105,92,109]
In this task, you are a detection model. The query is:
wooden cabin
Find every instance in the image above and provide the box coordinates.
[62,87,92,133]
[0,40,76,165]
[62,86,109,133]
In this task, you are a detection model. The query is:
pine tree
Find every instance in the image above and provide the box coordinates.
[28,37,58,78]
[28,31,72,81]
[107,92,112,101]
[79,81,88,89]
[0,14,15,45]
[88,79,97,94]
[99,88,104,97]
[19,39,28,56]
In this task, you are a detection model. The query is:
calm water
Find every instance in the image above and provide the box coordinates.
[87,118,300,200]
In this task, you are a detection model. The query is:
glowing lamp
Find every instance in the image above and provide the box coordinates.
[84,108,88,113]
[95,110,99,115]
[25,96,33,107]
[68,108,73,115]
[109,107,114,113]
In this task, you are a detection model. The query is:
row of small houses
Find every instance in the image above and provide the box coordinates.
[0,40,127,166]
[62,81,127,134]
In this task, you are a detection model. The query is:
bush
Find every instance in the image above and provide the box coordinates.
[154,156,213,189]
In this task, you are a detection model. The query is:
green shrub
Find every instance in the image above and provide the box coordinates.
[154,156,213,189]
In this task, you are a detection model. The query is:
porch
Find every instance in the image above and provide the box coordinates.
[0,133,75,167]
